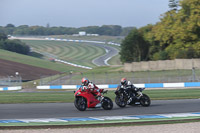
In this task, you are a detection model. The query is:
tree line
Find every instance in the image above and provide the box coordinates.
[0,24,134,36]
[0,33,30,55]
[120,0,200,63]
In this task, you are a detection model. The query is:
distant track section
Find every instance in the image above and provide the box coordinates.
[45,37,120,66]
[31,49,93,69]
[54,59,92,69]
[91,44,119,66]
[11,36,120,68]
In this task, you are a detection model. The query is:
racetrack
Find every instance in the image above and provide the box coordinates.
[1,99,200,119]
[16,37,120,67]
[91,43,119,66]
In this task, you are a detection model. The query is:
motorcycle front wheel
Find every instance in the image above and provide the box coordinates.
[140,94,151,107]
[74,97,87,111]
[115,93,127,108]
[102,97,113,110]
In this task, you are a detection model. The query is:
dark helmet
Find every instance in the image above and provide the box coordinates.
[81,77,89,86]
[121,78,127,85]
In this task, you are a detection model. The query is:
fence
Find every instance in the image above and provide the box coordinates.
[39,69,200,85]
[0,76,22,87]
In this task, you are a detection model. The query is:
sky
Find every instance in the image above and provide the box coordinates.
[0,0,170,28]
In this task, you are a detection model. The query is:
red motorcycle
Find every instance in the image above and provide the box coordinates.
[74,87,113,111]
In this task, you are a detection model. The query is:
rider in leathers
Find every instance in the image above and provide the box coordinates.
[117,78,139,102]
[81,77,104,98]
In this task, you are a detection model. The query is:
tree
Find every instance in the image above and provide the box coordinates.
[97,25,122,36]
[120,28,150,63]
[0,39,30,55]
[46,23,50,28]
[148,0,200,60]
[5,24,15,28]
[120,27,135,36]
[121,0,200,62]
[0,33,7,40]
[0,33,30,55]
[1,24,131,36]
[112,25,122,36]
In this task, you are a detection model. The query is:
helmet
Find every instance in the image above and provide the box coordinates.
[81,77,89,86]
[121,78,127,85]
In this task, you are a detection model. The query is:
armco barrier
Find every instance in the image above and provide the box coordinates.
[0,86,22,91]
[36,82,200,90]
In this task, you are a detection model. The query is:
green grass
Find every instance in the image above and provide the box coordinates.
[145,89,200,100]
[108,54,122,65]
[62,66,200,84]
[21,35,123,67]
[71,66,199,79]
[0,89,200,104]
[0,49,85,72]
[22,40,106,67]
[0,92,71,104]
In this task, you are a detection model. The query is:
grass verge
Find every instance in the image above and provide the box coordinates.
[0,49,85,72]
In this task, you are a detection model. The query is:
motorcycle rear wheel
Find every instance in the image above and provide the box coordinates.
[74,97,87,111]
[102,97,113,110]
[140,94,151,107]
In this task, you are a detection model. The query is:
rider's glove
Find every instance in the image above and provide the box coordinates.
[134,87,138,92]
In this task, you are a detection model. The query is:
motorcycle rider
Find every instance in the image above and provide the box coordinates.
[81,77,105,99]
[117,78,140,101]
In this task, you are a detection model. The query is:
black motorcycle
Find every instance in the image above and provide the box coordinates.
[115,86,151,108]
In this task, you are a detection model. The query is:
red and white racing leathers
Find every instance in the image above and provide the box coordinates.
[82,82,103,97]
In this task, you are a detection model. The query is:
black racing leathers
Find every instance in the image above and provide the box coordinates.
[117,84,138,99]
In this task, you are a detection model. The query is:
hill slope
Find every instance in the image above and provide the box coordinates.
[0,49,85,72]
[0,58,60,81]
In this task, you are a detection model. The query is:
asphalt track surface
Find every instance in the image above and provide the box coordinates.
[91,43,119,66]
[1,99,200,119]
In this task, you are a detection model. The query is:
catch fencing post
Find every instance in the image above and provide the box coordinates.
[192,67,196,82]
